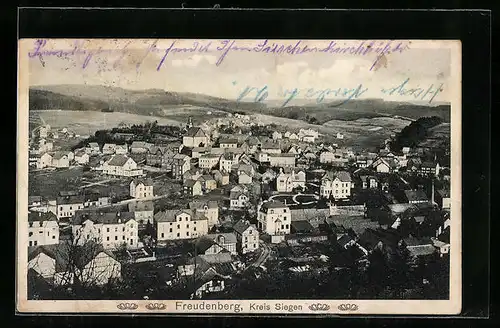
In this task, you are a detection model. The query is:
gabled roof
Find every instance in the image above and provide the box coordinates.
[206,232,238,244]
[185,127,207,138]
[28,211,57,222]
[290,220,314,233]
[154,209,208,222]
[131,178,154,187]
[196,237,219,254]
[261,200,288,210]
[128,200,154,212]
[52,151,71,160]
[130,141,153,149]
[189,200,218,210]
[107,155,132,167]
[72,210,135,225]
[219,138,239,144]
[185,179,201,188]
[57,195,85,205]
[87,142,99,148]
[322,171,352,182]
[232,220,255,234]
[404,190,428,202]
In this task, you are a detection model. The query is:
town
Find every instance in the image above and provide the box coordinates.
[27,112,451,301]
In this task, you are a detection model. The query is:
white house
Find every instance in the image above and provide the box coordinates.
[128,200,155,225]
[272,131,283,140]
[219,152,240,173]
[38,152,53,169]
[85,142,101,155]
[74,150,90,165]
[28,242,121,286]
[56,195,85,220]
[189,200,219,228]
[52,151,73,168]
[268,154,296,167]
[155,209,209,242]
[199,154,221,169]
[204,233,238,255]
[232,220,259,254]
[257,200,291,243]
[229,186,249,209]
[71,211,139,249]
[129,178,154,199]
[275,167,306,192]
[28,211,59,247]
[320,171,352,199]
[183,127,209,148]
[102,143,117,155]
[102,155,143,177]
[115,144,128,155]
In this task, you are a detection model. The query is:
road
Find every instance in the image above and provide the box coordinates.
[251,241,271,268]
[79,178,116,189]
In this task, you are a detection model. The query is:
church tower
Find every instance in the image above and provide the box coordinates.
[186,116,193,129]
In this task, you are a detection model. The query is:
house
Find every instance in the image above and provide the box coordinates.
[320,171,352,199]
[155,209,209,241]
[401,236,436,258]
[197,175,217,192]
[212,170,230,186]
[102,155,143,177]
[199,154,221,169]
[205,233,238,255]
[52,151,72,168]
[189,200,219,228]
[319,150,348,166]
[191,147,211,159]
[336,133,344,139]
[261,142,282,154]
[38,152,53,169]
[232,164,255,185]
[184,179,203,196]
[431,237,450,257]
[272,131,283,140]
[171,154,191,180]
[128,200,154,225]
[359,175,379,189]
[183,127,209,148]
[195,237,227,256]
[232,220,259,254]
[71,211,139,249]
[404,190,429,204]
[229,186,249,209]
[74,150,90,165]
[28,242,121,286]
[372,157,397,173]
[418,162,440,177]
[256,151,269,163]
[56,195,85,220]
[301,135,316,143]
[286,132,299,140]
[146,145,174,166]
[261,168,277,184]
[290,220,314,234]
[102,143,117,155]
[257,201,291,243]
[435,189,451,210]
[130,141,154,154]
[402,147,411,155]
[219,152,241,173]
[82,193,110,208]
[38,124,50,138]
[268,153,296,167]
[275,167,306,192]
[115,144,128,155]
[85,142,101,155]
[28,211,59,247]
[183,168,203,182]
[407,157,423,172]
[129,178,154,199]
[219,138,239,149]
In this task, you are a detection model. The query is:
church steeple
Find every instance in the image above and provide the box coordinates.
[187,116,193,129]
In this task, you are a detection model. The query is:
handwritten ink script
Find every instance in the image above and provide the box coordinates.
[233,78,444,107]
[27,39,410,71]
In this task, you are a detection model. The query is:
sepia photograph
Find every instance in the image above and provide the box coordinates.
[17,38,461,314]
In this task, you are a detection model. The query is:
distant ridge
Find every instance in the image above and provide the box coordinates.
[29,84,451,123]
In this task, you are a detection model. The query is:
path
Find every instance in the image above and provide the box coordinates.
[78,178,116,189]
[251,241,271,268]
[114,194,172,205]
[269,193,319,205]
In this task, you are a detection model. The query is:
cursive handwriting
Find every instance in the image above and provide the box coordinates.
[27,39,410,71]
[234,78,444,107]
[233,82,369,107]
[380,78,444,104]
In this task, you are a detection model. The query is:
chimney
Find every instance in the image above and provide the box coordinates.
[431,179,436,205]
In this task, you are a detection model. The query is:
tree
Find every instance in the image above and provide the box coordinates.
[366,247,390,297]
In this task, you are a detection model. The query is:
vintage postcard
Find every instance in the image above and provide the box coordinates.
[17,39,461,315]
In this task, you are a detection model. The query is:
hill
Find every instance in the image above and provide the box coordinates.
[29,84,451,123]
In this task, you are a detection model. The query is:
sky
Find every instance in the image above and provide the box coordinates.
[25,39,459,103]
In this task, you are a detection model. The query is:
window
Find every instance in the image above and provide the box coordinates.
[29,241,33,246]
[39,231,43,234]
[106,236,110,241]
[285,224,289,229]
[281,225,284,229]
[177,233,180,237]
[194,227,196,232]
[130,239,133,245]
[107,228,110,232]
[60,206,63,211]
[245,237,248,242]
[161,233,164,238]
[98,229,101,233]
[34,241,37,246]
[169,228,173,233]
[69,206,72,210]
[115,236,118,241]
[39,221,43,227]
[115,227,118,232]
[130,232,133,236]
[47,232,50,236]
[179,217,182,221]
[123,227,125,232]
[283,209,287,213]
[253,244,256,248]
[29,232,33,237]
[177,224,180,229]
[270,210,274,214]
[186,232,190,236]
[123,236,125,240]
[186,225,189,229]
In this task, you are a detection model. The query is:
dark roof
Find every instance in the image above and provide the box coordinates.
[322,171,352,182]
[184,179,200,188]
[72,211,135,225]
[261,200,288,210]
[219,138,239,144]
[154,209,207,223]
[196,237,219,254]
[128,200,154,212]
[28,242,115,272]
[28,196,42,204]
[290,220,314,233]
[185,127,207,138]
[57,195,85,205]
[206,233,238,244]
[404,190,429,202]
[337,234,355,247]
[28,211,57,222]
[131,178,154,187]
[107,155,132,167]
[232,220,255,234]
[52,151,70,160]
[189,200,218,210]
